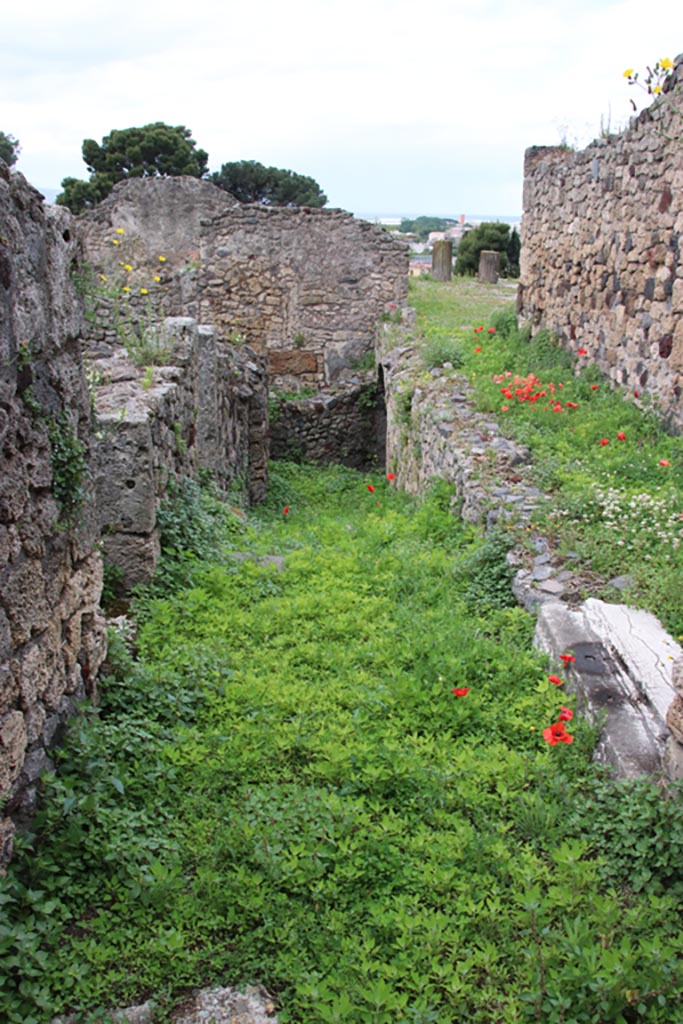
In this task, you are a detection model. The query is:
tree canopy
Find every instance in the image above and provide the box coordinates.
[0,132,20,167]
[399,216,457,241]
[455,221,521,278]
[57,123,209,214]
[211,160,327,207]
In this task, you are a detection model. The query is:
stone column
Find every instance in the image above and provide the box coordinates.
[431,240,452,281]
[478,250,500,284]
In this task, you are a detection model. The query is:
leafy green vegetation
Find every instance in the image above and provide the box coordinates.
[57,123,209,214]
[398,216,457,240]
[5,279,683,1023]
[455,221,521,278]
[47,413,88,524]
[3,461,683,1023]
[211,160,327,207]
[409,278,683,634]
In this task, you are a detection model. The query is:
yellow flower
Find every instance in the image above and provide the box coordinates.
[623,68,634,78]
[116,228,124,235]
[112,239,120,245]
[124,264,133,272]
[99,274,107,282]
[140,288,148,295]
[158,255,166,262]
[119,261,125,266]
[661,57,674,70]
[154,275,161,283]
[122,286,130,293]
[654,84,662,95]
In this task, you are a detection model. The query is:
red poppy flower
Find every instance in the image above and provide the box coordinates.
[283,506,289,516]
[501,405,509,411]
[591,385,599,391]
[386,472,396,481]
[543,721,574,745]
[452,687,470,697]
[488,327,496,334]
[599,438,610,446]
[577,348,587,356]
[367,484,376,493]
[560,653,576,666]
[566,401,578,409]
[634,390,639,398]
[548,674,563,686]
[617,432,627,441]
[660,460,671,467]
[558,706,574,722]
[475,345,482,353]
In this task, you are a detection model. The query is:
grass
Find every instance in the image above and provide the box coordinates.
[3,280,683,1023]
[409,279,683,636]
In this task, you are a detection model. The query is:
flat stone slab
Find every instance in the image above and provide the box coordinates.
[535,599,680,778]
[53,984,278,1024]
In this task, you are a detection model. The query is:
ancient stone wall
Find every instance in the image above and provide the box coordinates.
[519,55,683,428]
[197,204,409,389]
[78,180,409,392]
[91,318,268,590]
[269,373,385,471]
[0,170,106,862]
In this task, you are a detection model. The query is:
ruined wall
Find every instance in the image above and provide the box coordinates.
[197,204,409,389]
[78,180,409,392]
[269,373,385,471]
[520,55,683,428]
[0,170,106,861]
[91,318,268,590]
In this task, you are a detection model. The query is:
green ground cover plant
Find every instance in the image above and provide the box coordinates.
[4,280,683,1023]
[409,279,683,636]
[3,463,683,1023]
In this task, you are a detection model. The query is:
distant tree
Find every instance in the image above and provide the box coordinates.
[456,221,516,277]
[0,132,20,167]
[211,160,327,207]
[507,227,521,278]
[399,216,457,241]
[57,123,209,214]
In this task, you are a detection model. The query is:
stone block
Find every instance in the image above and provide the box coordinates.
[269,350,319,376]
[0,711,27,795]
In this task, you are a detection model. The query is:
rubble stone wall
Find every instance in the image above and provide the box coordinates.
[269,374,386,471]
[0,170,107,861]
[519,56,683,428]
[91,318,268,590]
[78,180,409,392]
[197,204,409,389]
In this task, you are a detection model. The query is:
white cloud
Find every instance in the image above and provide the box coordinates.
[3,0,682,214]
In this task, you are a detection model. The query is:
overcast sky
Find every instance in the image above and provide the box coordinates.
[4,0,682,218]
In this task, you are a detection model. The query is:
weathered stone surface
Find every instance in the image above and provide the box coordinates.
[534,600,670,778]
[0,170,106,863]
[52,982,279,1024]
[79,179,408,390]
[520,55,683,429]
[666,694,683,744]
[269,350,319,376]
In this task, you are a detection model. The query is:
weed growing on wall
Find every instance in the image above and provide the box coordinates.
[47,413,88,524]
[76,230,174,366]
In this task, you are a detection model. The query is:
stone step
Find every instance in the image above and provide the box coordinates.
[534,598,681,778]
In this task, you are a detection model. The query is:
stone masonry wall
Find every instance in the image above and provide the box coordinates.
[91,318,268,590]
[269,373,386,471]
[78,181,409,396]
[519,55,683,428]
[197,204,409,390]
[0,170,106,863]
